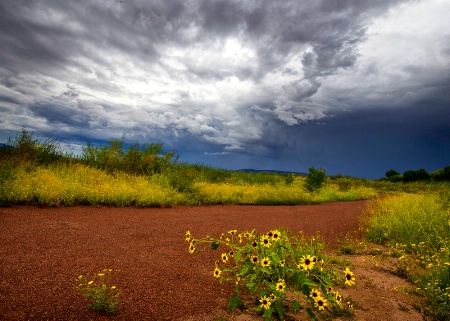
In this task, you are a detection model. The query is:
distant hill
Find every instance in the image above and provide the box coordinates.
[238,168,306,176]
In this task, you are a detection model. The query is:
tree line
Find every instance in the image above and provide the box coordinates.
[385,166,450,182]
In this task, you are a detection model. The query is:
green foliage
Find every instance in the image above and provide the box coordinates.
[403,168,430,182]
[166,164,198,193]
[0,128,67,167]
[229,171,281,185]
[187,228,355,320]
[385,169,400,179]
[81,138,176,175]
[75,269,121,315]
[304,167,326,193]
[284,174,295,186]
[335,177,352,192]
[431,166,450,182]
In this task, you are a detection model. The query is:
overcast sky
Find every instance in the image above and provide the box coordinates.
[1,0,449,178]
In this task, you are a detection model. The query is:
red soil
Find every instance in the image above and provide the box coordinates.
[0,202,423,320]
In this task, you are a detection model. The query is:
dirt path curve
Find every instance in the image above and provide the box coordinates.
[0,201,368,320]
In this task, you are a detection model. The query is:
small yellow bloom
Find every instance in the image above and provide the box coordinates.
[88,281,94,285]
[213,267,222,279]
[98,273,104,277]
[344,267,356,286]
[310,288,321,300]
[221,253,229,263]
[261,257,271,267]
[271,229,281,241]
[189,242,196,254]
[314,297,327,311]
[260,235,271,248]
[228,229,237,235]
[259,295,272,309]
[111,286,116,289]
[276,280,286,292]
[298,255,315,270]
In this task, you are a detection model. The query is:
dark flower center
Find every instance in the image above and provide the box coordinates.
[305,259,311,265]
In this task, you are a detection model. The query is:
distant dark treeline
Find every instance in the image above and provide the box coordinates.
[384,167,450,182]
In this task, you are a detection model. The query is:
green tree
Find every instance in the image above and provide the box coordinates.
[403,168,430,182]
[385,169,400,178]
[304,167,326,193]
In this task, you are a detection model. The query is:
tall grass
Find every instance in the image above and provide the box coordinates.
[362,193,450,320]
[1,164,182,207]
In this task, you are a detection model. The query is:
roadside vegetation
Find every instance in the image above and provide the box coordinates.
[359,193,450,320]
[0,129,376,207]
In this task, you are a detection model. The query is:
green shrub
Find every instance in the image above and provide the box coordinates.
[336,177,352,192]
[304,167,326,193]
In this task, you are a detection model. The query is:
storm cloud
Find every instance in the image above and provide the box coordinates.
[1,0,449,178]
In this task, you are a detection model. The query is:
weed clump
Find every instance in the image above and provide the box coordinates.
[75,269,121,315]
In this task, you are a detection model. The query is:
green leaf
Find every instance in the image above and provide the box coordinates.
[234,250,242,263]
[306,308,317,320]
[301,284,311,296]
[228,294,242,312]
[239,265,249,275]
[263,308,274,321]
[304,278,317,287]
[291,300,301,313]
[270,253,280,264]
[211,241,220,250]
[274,300,285,320]
[293,271,306,288]
[320,284,327,295]
[260,267,271,274]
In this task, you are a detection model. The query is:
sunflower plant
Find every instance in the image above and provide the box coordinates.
[75,269,121,315]
[186,228,355,320]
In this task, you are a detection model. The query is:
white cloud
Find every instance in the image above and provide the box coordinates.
[319,0,450,106]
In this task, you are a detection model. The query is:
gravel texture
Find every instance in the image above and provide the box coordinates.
[0,202,371,320]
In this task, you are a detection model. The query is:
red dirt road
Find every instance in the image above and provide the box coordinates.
[0,201,368,320]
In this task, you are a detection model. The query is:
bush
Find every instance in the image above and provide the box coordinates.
[304,167,326,193]
[385,169,400,179]
[336,177,352,192]
[81,138,176,175]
